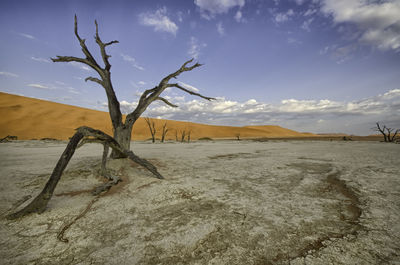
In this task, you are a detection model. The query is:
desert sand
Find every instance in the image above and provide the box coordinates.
[0,139,399,264]
[0,92,315,140]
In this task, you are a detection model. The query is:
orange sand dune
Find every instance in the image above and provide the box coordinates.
[0,92,315,140]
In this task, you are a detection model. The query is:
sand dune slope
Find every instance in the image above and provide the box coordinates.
[0,92,314,140]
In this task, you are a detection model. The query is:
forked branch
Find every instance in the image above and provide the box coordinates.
[126,59,215,127]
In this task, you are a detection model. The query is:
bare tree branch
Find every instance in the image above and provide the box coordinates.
[168,83,216,101]
[159,59,203,86]
[94,20,119,71]
[156,97,178,108]
[85,76,103,85]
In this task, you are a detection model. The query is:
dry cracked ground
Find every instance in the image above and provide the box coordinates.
[0,140,399,264]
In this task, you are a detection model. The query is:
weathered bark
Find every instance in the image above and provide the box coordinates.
[7,126,163,220]
[111,124,132,158]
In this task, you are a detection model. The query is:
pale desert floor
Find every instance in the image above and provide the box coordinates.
[0,140,399,265]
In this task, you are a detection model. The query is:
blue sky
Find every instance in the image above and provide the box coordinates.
[0,0,399,135]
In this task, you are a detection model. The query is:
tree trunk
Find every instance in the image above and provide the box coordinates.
[111,125,132,158]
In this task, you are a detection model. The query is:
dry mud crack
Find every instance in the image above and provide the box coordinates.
[0,140,399,264]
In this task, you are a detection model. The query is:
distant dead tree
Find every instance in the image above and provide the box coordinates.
[144,117,156,143]
[175,129,178,141]
[180,130,186,143]
[375,122,399,142]
[161,122,169,143]
[235,133,241,141]
[187,130,192,143]
[7,16,215,220]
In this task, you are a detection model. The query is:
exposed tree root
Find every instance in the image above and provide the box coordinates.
[57,196,100,243]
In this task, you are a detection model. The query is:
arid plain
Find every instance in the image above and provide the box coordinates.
[0,92,399,264]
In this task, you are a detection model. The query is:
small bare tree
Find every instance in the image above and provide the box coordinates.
[180,130,186,143]
[187,130,192,143]
[161,122,169,143]
[144,117,156,143]
[175,129,178,141]
[235,133,240,141]
[375,122,399,142]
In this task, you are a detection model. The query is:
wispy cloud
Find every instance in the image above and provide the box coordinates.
[301,18,314,32]
[120,53,145,71]
[234,10,243,22]
[27,83,51,89]
[0,71,18,78]
[188,37,207,59]
[195,0,245,19]
[31,57,50,63]
[178,81,200,92]
[320,0,400,51]
[18,32,35,39]
[139,7,178,36]
[216,22,225,36]
[274,9,295,23]
[69,62,91,71]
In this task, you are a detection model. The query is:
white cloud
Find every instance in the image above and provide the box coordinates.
[120,53,145,71]
[139,7,178,36]
[27,84,51,89]
[274,9,295,23]
[304,8,317,16]
[216,22,225,36]
[195,0,245,19]
[138,81,146,86]
[188,37,207,59]
[69,62,91,71]
[320,0,400,50]
[127,88,400,135]
[178,81,200,92]
[288,37,302,45]
[0,71,18,78]
[235,10,243,22]
[18,33,35,39]
[31,57,50,63]
[301,18,314,32]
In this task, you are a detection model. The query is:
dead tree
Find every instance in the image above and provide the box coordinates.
[375,122,399,142]
[235,133,240,141]
[7,16,215,220]
[175,130,178,141]
[52,15,214,158]
[144,117,156,143]
[187,130,192,143]
[161,122,169,143]
[180,130,186,143]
